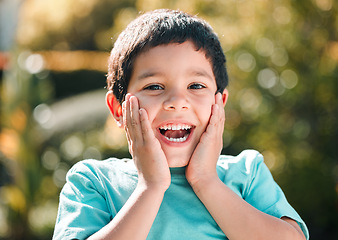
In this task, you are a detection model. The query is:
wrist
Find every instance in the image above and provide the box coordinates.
[188,174,220,194]
[137,176,170,194]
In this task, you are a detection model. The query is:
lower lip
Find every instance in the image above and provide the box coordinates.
[157,128,194,146]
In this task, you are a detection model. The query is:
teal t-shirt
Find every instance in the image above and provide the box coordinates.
[52,150,309,239]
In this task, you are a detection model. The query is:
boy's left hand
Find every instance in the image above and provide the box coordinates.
[186,92,225,187]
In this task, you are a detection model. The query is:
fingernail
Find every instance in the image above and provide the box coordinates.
[129,96,136,104]
[217,92,222,101]
[125,93,131,101]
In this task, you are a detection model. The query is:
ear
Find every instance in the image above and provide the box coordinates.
[106,91,123,128]
[221,88,229,107]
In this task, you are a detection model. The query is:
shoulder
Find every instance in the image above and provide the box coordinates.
[54,158,136,239]
[70,157,135,172]
[217,149,264,175]
[65,157,137,184]
[216,150,266,196]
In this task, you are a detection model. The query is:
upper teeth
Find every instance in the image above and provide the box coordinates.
[159,124,192,131]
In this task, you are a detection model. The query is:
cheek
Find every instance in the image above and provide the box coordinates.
[194,97,214,120]
[135,96,158,122]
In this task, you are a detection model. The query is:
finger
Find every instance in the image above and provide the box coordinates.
[129,96,144,143]
[210,103,220,126]
[122,98,130,135]
[125,94,132,129]
[214,94,225,148]
[198,104,218,145]
[123,94,132,132]
[214,92,225,129]
[215,92,223,106]
[121,97,135,155]
[139,108,156,144]
[202,102,225,145]
[123,93,131,124]
[124,94,141,144]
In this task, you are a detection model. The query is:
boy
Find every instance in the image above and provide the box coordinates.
[53,9,309,240]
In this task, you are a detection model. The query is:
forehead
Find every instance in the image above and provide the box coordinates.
[138,41,208,62]
[129,41,215,83]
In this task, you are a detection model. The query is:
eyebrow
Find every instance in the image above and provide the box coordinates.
[136,68,214,82]
[188,68,214,82]
[136,70,164,81]
[189,69,213,79]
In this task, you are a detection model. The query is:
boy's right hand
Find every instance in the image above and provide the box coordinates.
[123,94,171,191]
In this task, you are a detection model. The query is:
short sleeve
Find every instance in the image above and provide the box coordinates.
[52,161,111,240]
[244,152,309,240]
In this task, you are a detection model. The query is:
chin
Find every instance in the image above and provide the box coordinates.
[166,154,191,168]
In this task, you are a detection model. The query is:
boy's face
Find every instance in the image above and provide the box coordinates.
[122,41,227,167]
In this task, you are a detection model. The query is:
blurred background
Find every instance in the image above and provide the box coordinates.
[0,0,337,239]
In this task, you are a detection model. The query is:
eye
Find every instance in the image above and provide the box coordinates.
[143,84,164,90]
[188,83,206,90]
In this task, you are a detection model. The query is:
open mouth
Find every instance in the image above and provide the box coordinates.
[159,124,194,143]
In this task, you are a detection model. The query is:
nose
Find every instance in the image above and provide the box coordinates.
[163,90,189,111]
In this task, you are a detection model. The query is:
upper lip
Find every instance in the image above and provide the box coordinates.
[158,123,193,131]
